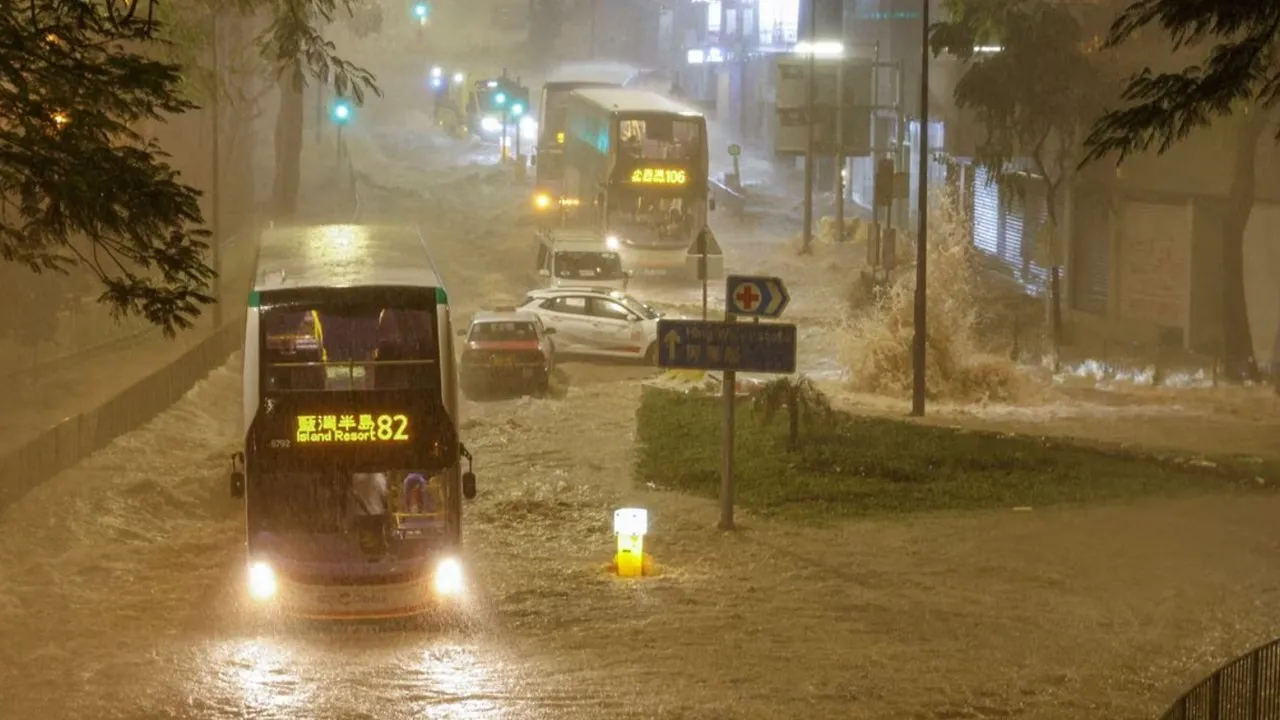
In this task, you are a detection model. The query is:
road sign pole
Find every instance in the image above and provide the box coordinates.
[701,242,709,321]
[720,314,737,530]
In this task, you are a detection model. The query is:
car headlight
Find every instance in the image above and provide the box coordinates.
[248,560,277,601]
[605,235,620,250]
[480,116,502,133]
[533,192,553,210]
[433,556,465,597]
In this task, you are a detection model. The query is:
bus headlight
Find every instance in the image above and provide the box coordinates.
[248,561,277,601]
[533,192,553,210]
[433,556,465,597]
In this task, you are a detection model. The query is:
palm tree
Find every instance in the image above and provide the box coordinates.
[751,375,834,452]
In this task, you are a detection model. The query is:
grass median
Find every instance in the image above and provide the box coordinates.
[634,385,1280,521]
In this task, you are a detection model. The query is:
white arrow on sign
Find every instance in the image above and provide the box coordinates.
[663,329,681,358]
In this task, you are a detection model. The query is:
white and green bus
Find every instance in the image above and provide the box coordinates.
[228,224,477,620]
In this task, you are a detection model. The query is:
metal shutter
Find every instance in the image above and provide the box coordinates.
[973,166,1000,256]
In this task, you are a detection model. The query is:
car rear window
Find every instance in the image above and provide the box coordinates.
[469,321,538,341]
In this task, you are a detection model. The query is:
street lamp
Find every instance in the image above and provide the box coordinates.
[794,38,844,254]
[331,98,351,168]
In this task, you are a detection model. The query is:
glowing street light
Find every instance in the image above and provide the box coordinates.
[430,65,442,78]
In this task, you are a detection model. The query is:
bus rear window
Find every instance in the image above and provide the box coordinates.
[262,305,438,392]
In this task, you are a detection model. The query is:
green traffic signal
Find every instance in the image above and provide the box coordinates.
[413,2,428,18]
[512,103,524,116]
[332,100,352,125]
[494,92,506,106]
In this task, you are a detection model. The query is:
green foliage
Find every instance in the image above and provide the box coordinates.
[1083,2,1280,163]
[254,0,380,103]
[0,2,214,335]
[931,0,1103,205]
[751,375,833,452]
[635,389,1278,522]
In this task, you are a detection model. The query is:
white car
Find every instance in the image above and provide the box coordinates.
[517,286,670,363]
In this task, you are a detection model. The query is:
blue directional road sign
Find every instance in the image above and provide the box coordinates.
[725,275,790,318]
[657,319,797,373]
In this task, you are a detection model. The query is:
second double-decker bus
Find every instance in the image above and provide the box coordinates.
[228,224,478,621]
[532,62,639,218]
[560,87,713,277]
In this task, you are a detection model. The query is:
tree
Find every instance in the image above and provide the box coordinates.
[1082,1,1280,382]
[255,0,381,221]
[0,1,214,335]
[751,376,834,453]
[931,0,1106,362]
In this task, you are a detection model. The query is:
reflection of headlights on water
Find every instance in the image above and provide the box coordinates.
[248,561,277,601]
[519,116,537,138]
[433,557,465,597]
[605,235,620,250]
[479,116,502,134]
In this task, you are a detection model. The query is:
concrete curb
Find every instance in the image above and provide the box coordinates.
[0,318,246,512]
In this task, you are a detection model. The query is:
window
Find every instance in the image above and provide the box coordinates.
[617,117,703,161]
[589,298,633,321]
[469,321,538,341]
[261,303,438,392]
[546,296,588,314]
[553,251,625,280]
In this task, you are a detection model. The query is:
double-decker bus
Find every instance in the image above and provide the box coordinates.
[228,224,478,621]
[532,62,639,218]
[560,87,712,276]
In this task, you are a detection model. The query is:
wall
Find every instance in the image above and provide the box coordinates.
[0,319,245,511]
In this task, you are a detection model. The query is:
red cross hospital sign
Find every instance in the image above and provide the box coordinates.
[725,275,790,318]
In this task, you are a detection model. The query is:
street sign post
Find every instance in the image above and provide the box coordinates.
[724,275,790,318]
[656,315,798,531]
[656,319,797,373]
[686,226,724,320]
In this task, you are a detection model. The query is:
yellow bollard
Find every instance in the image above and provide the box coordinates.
[613,508,648,578]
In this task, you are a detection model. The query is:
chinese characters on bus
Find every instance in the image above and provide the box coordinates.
[629,168,687,185]
[294,413,410,443]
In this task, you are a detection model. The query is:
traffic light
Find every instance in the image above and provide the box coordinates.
[511,102,524,116]
[494,92,506,107]
[332,99,352,125]
[412,1,429,19]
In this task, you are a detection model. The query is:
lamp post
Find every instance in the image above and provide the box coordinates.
[911,0,930,416]
[801,1,817,254]
[210,10,222,330]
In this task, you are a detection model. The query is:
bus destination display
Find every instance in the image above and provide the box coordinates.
[628,168,687,185]
[295,413,410,443]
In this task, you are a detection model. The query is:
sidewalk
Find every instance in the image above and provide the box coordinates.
[0,142,355,461]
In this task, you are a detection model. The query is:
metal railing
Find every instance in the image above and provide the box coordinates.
[1161,638,1280,720]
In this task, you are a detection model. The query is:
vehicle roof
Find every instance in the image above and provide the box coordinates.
[471,310,540,324]
[570,87,703,116]
[544,62,640,86]
[253,224,445,294]
[526,286,626,297]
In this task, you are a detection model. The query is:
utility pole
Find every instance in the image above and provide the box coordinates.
[801,0,817,254]
[210,11,223,330]
[910,0,929,416]
[834,54,845,241]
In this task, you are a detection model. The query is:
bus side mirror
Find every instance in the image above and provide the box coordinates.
[462,471,477,500]
[538,268,551,278]
[229,451,245,498]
